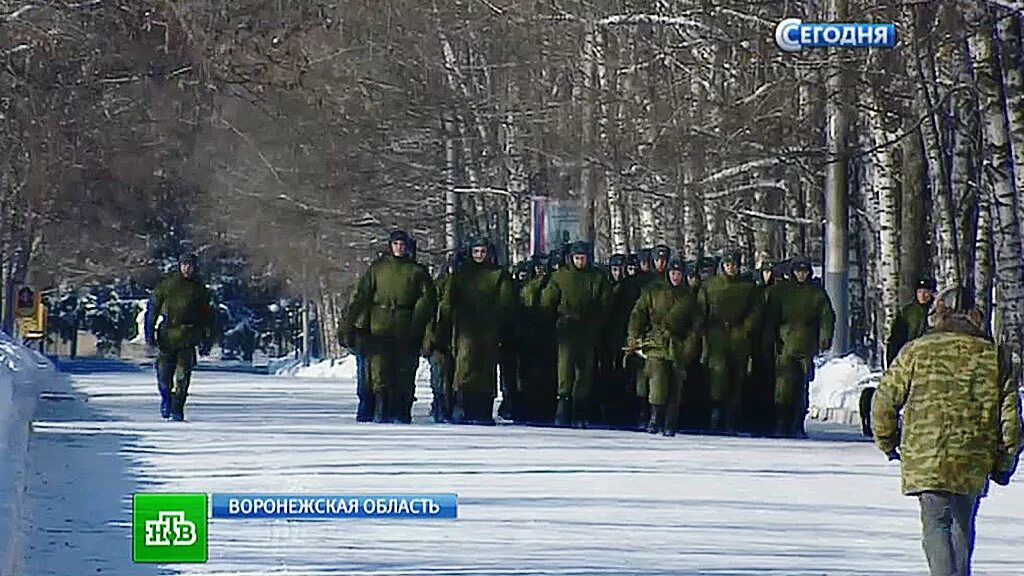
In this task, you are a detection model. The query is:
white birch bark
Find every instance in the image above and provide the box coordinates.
[998,14,1024,235]
[968,8,1024,351]
[502,81,530,264]
[596,29,628,254]
[868,94,900,353]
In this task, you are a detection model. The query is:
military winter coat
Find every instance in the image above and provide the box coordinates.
[147,273,215,350]
[541,265,611,338]
[627,280,704,366]
[885,301,930,368]
[604,277,639,353]
[349,254,437,347]
[766,279,836,358]
[698,273,761,356]
[438,260,517,349]
[872,316,1023,495]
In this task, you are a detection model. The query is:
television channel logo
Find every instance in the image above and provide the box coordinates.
[132,493,208,563]
[775,19,896,51]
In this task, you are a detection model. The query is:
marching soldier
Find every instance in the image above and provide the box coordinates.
[766,257,835,437]
[437,238,517,425]
[541,241,611,428]
[348,230,437,423]
[698,251,760,433]
[627,257,704,436]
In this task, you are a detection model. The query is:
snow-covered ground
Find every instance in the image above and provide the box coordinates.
[0,332,55,576]
[17,359,1024,575]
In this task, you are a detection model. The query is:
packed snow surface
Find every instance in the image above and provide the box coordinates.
[17,358,1024,575]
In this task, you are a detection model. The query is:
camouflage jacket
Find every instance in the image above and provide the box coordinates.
[871,315,1023,495]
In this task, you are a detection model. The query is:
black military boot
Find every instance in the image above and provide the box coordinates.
[709,406,724,433]
[477,396,497,426]
[636,403,650,432]
[554,396,571,427]
[452,392,469,424]
[647,405,665,434]
[571,397,590,429]
[356,395,374,422]
[392,390,411,424]
[169,393,187,422]
[663,403,679,437]
[374,391,392,423]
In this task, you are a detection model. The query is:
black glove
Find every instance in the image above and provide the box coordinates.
[991,470,1012,486]
[886,448,900,461]
[198,341,213,357]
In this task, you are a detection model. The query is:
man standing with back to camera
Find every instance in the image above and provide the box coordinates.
[872,287,1021,576]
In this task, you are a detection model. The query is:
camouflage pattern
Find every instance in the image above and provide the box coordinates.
[627,278,703,411]
[516,270,558,423]
[698,271,761,430]
[438,258,517,423]
[348,251,437,421]
[147,272,216,419]
[428,272,457,422]
[541,261,611,413]
[871,316,1023,495]
[885,301,930,368]
[765,275,835,435]
[746,268,778,435]
[599,267,641,427]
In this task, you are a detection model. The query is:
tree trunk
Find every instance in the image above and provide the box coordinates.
[975,185,994,325]
[444,116,460,254]
[901,131,927,304]
[869,95,900,364]
[909,8,958,288]
[596,30,628,254]
[998,14,1024,234]
[969,7,1024,351]
[502,82,530,265]
[578,23,597,245]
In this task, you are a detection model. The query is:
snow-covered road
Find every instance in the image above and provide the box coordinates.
[18,360,1024,575]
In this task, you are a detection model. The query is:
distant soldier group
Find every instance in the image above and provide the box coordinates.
[341,230,836,438]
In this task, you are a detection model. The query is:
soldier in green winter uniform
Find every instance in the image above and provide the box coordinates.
[428,252,461,423]
[500,260,534,421]
[541,241,611,428]
[638,248,653,275]
[625,254,640,279]
[599,254,637,428]
[516,252,559,425]
[348,230,437,423]
[856,277,937,435]
[145,253,217,421]
[627,257,704,436]
[437,238,517,425]
[679,261,709,431]
[871,287,1021,576]
[745,258,779,436]
[398,235,430,422]
[631,245,671,428]
[338,280,374,422]
[698,251,761,433]
[766,257,835,438]
[885,278,937,368]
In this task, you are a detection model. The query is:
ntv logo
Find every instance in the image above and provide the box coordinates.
[775,18,896,51]
[145,510,198,546]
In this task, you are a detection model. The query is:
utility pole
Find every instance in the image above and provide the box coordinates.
[824,0,850,355]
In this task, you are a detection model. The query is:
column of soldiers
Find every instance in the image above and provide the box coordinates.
[342,229,837,438]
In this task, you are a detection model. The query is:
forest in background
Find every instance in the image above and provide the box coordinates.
[2,0,1023,364]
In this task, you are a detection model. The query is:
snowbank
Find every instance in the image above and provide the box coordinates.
[0,331,55,576]
[808,354,881,425]
[275,355,432,382]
